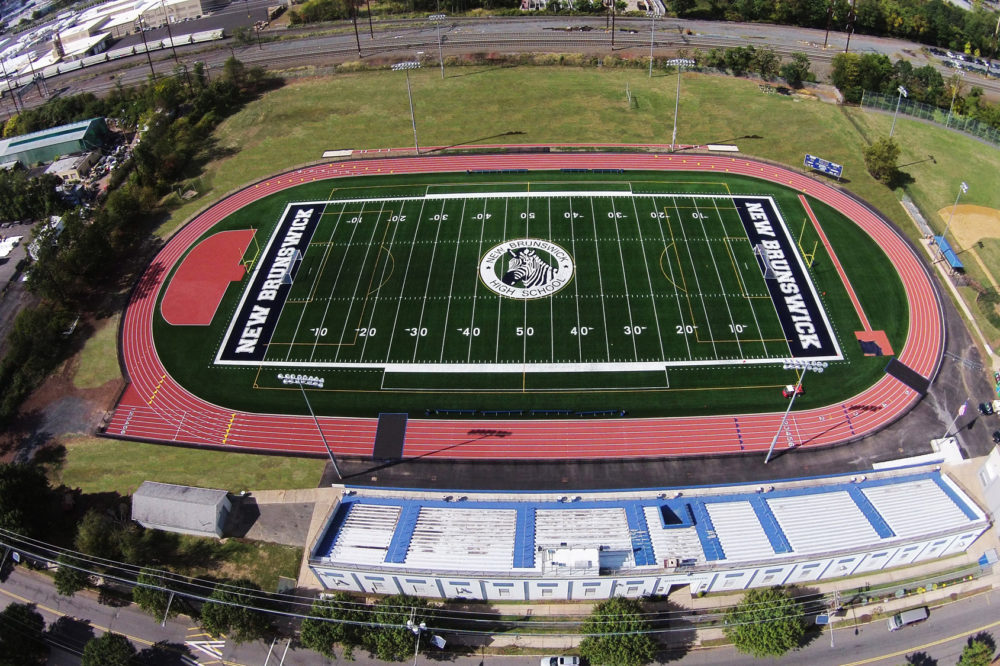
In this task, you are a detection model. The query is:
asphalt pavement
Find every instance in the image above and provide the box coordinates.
[2,564,997,665]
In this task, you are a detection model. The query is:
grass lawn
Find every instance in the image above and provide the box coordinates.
[72,314,121,389]
[52,436,326,495]
[168,535,302,592]
[160,68,916,238]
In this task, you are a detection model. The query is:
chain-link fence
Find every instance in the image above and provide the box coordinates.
[861,90,1000,147]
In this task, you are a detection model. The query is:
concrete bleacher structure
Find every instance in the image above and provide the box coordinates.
[309,466,989,600]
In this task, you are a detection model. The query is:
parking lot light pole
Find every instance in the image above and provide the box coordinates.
[943,181,969,239]
[430,14,446,79]
[392,61,421,154]
[889,84,908,138]
[765,360,827,464]
[666,58,694,152]
[647,11,656,78]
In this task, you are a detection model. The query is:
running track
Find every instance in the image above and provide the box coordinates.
[105,152,944,460]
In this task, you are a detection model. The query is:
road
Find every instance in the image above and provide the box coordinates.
[1,566,996,665]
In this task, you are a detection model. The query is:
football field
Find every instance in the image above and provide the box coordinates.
[217,182,841,393]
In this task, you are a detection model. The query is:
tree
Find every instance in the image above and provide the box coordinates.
[200,579,272,643]
[54,554,90,597]
[0,463,52,537]
[0,603,48,665]
[362,595,431,662]
[75,509,119,561]
[754,47,781,80]
[132,569,178,621]
[671,0,696,15]
[300,592,367,659]
[82,632,136,666]
[579,597,656,666]
[863,137,901,184]
[723,587,805,658]
[781,52,812,88]
[958,637,995,666]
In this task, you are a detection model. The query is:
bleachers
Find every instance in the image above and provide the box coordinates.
[644,506,703,566]
[535,508,632,554]
[705,501,777,561]
[863,478,972,537]
[327,504,400,565]
[403,508,517,571]
[768,491,879,553]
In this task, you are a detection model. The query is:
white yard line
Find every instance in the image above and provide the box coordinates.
[310,201,367,361]
[383,198,427,362]
[609,196,640,361]
[673,197,718,359]
[410,200,447,362]
[713,198,770,356]
[694,198,743,357]
[332,201,385,362]
[630,195,667,364]
[284,202,341,363]
[589,198,612,362]
[438,198,467,362]
[652,195,692,361]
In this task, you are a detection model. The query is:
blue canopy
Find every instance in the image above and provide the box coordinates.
[934,236,964,270]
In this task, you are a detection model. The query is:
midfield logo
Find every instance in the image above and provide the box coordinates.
[479,239,574,300]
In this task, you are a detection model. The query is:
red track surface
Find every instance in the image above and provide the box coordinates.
[106,153,944,460]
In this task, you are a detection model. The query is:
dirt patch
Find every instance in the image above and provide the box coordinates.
[935,204,1000,249]
[1,349,124,463]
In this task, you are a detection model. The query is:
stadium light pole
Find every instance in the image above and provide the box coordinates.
[430,14,446,79]
[946,71,964,128]
[298,381,342,480]
[943,181,969,239]
[667,58,694,152]
[647,11,656,78]
[889,85,907,138]
[406,612,426,666]
[764,360,827,464]
[393,61,421,155]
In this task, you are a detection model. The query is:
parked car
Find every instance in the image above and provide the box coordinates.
[992,430,1000,444]
[541,658,581,666]
[887,606,929,631]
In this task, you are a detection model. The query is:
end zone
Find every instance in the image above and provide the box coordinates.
[161,229,257,326]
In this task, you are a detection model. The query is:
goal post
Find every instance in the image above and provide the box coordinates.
[280,249,303,285]
[753,243,777,280]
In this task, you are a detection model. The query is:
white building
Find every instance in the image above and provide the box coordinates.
[309,466,989,600]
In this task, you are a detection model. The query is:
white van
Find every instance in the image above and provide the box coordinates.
[887,607,929,631]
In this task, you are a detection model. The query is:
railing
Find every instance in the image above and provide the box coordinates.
[860,90,1000,147]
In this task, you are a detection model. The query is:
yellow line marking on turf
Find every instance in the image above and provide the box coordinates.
[840,617,1000,666]
[658,246,685,293]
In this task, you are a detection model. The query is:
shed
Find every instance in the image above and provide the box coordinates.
[132,481,231,538]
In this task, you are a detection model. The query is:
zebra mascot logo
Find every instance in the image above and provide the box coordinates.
[479,239,574,300]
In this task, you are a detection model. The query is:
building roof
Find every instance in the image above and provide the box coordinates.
[0,118,104,160]
[131,481,229,535]
[312,470,986,575]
